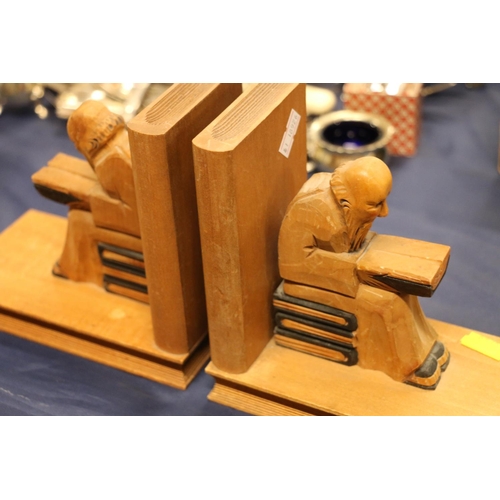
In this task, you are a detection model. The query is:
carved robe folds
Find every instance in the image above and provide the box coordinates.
[278,173,450,386]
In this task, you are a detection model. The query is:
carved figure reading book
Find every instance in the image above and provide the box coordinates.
[32,101,147,303]
[274,157,450,389]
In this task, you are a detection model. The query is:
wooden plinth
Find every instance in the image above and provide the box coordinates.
[0,211,209,389]
[207,319,500,415]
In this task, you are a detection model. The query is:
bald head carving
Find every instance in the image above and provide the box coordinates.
[67,100,125,163]
[330,157,392,251]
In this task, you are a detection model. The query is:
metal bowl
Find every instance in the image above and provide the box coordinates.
[308,110,394,170]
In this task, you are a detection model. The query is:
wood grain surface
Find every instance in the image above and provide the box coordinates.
[207,318,500,415]
[127,83,242,354]
[0,211,209,389]
[193,83,307,373]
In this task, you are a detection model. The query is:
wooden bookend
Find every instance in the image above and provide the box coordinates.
[197,142,500,415]
[127,83,242,355]
[0,85,242,390]
[0,210,209,389]
[193,83,307,373]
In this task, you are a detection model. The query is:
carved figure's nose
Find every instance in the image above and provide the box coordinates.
[379,200,389,218]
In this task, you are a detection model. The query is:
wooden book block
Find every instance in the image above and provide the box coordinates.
[193,83,307,373]
[275,313,356,346]
[274,329,358,365]
[127,84,242,354]
[31,153,97,207]
[273,281,358,331]
[357,234,451,297]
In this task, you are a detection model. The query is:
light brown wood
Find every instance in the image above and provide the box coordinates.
[32,153,97,209]
[274,333,351,361]
[193,83,307,373]
[277,157,451,388]
[127,83,242,354]
[0,211,209,389]
[278,318,355,345]
[46,152,98,179]
[356,234,450,296]
[103,266,148,287]
[100,248,145,270]
[207,319,500,415]
[23,87,241,386]
[278,160,393,296]
[32,104,145,302]
[53,208,143,287]
[105,282,149,304]
[272,298,349,326]
[67,100,140,236]
[282,281,440,382]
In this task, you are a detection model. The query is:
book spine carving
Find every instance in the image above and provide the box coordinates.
[98,243,148,303]
[273,282,358,365]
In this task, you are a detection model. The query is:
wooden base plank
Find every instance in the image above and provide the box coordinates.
[207,319,500,415]
[0,210,209,389]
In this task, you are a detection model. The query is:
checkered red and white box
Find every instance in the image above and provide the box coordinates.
[342,83,423,157]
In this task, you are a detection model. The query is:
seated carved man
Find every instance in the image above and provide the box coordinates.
[66,100,140,237]
[32,101,146,302]
[277,157,450,389]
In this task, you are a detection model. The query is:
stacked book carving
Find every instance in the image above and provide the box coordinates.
[273,282,358,365]
[98,242,148,303]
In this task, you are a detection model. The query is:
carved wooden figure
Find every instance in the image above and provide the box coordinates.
[275,157,451,389]
[3,83,500,413]
[32,101,145,301]
[188,85,500,415]
[16,84,243,388]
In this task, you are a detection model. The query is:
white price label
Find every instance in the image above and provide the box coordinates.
[279,108,301,158]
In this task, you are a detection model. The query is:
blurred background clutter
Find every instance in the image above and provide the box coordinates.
[0,83,173,122]
[1,82,487,176]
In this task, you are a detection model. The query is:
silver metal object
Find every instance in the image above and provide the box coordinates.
[0,83,47,117]
[54,83,151,122]
[308,110,394,171]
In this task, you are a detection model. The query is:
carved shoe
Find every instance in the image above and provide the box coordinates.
[404,352,441,390]
[430,341,450,372]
